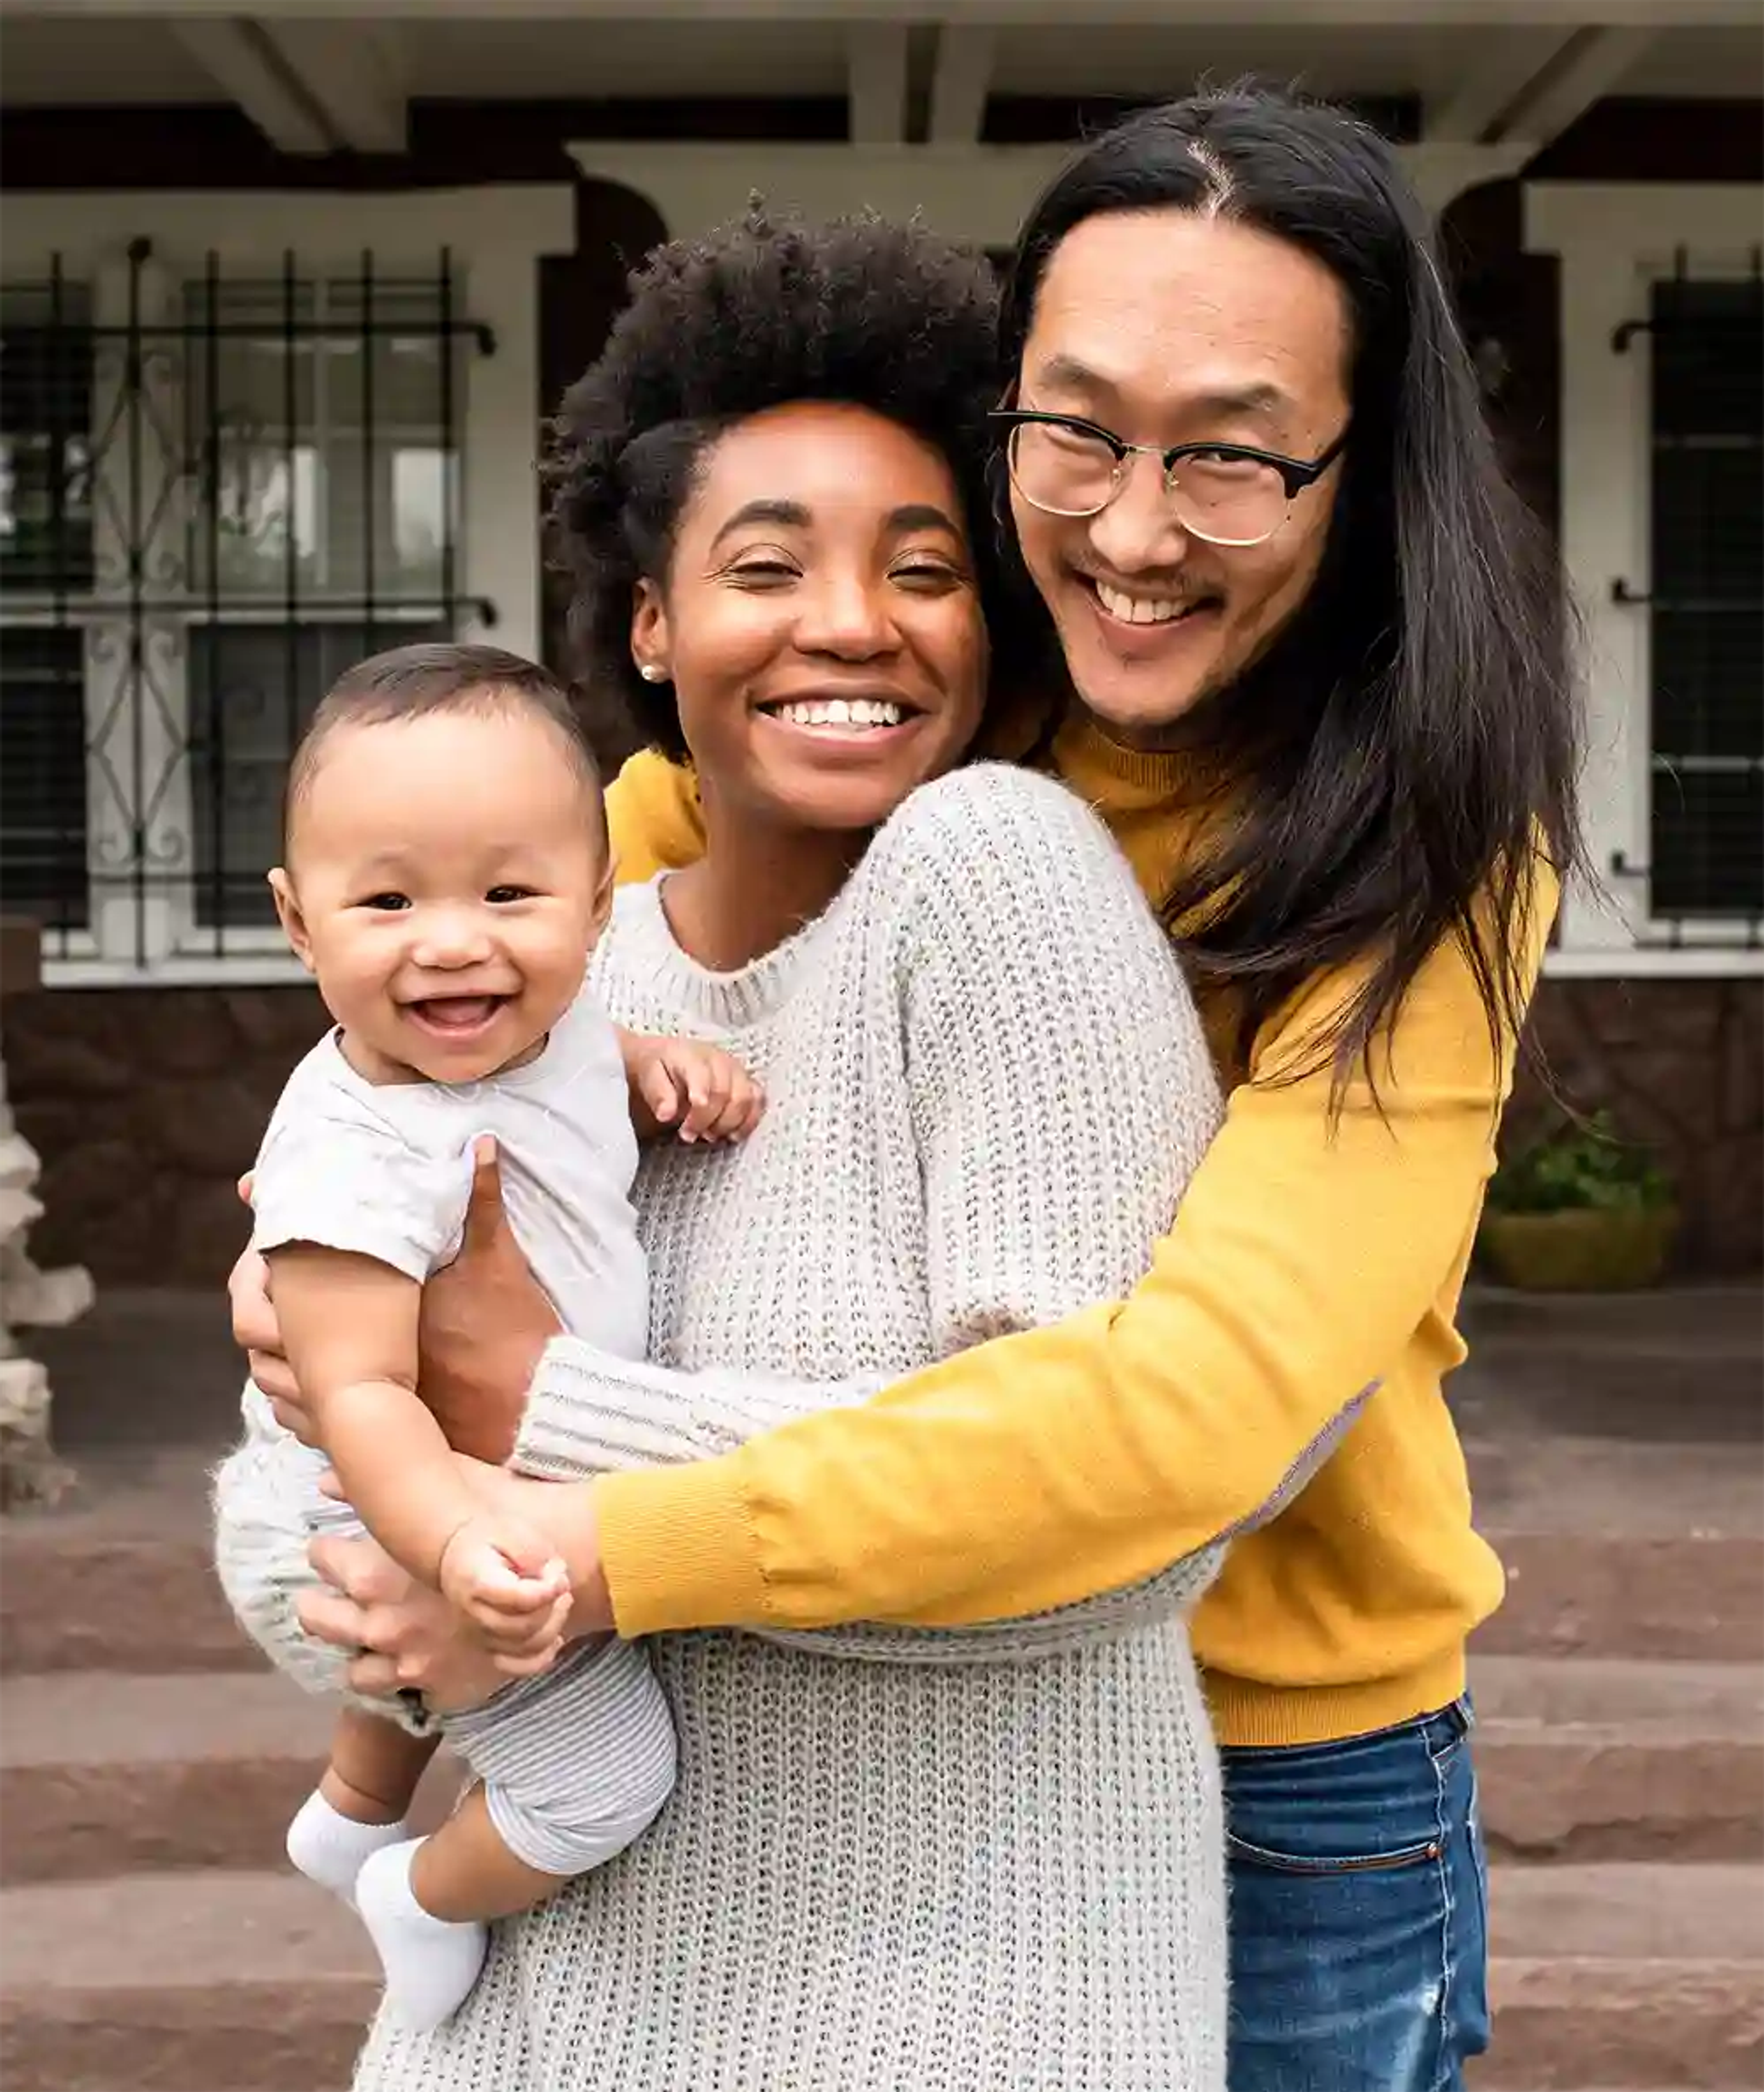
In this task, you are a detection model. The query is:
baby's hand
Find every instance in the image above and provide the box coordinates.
[436,1514,571,1677]
[627,1033,765,1145]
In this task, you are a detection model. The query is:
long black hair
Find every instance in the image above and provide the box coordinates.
[1001,85,1583,1101]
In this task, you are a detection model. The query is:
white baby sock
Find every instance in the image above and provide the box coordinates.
[286,1789,411,1906]
[355,1838,489,2032]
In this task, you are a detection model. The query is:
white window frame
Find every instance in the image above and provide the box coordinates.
[1525,181,1764,980]
[0,185,572,987]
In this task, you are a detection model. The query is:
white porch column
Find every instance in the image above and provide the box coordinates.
[1526,186,1652,956]
[458,241,553,662]
[1400,141,1533,215]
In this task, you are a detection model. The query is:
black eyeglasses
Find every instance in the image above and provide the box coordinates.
[991,408,1349,548]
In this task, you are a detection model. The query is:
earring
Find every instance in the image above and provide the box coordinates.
[639,663,667,684]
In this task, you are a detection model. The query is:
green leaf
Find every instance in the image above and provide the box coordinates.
[1487,1110,1673,1216]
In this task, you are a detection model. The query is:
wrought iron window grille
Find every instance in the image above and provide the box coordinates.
[1,239,495,973]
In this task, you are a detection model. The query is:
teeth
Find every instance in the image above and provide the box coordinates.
[1094,581,1193,626]
[774,698,906,729]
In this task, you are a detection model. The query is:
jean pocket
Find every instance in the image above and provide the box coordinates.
[1223,1711,1464,1876]
[1226,1829,1444,1876]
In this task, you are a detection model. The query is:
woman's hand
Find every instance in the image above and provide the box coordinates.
[301,1461,613,1699]
[299,1529,514,1713]
[227,1137,557,1461]
[416,1137,560,1463]
[228,1204,306,1430]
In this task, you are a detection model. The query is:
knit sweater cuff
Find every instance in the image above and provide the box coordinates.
[516,1336,889,1633]
[511,1334,793,1634]
[595,1458,769,1635]
[514,1334,725,1478]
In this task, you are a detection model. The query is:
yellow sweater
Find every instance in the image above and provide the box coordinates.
[593,719,1555,1747]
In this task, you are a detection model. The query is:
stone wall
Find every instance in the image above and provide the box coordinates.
[1,986,327,1287]
[2,974,1759,1286]
[1508,977,1764,1278]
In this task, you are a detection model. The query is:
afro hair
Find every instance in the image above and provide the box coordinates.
[545,203,1039,763]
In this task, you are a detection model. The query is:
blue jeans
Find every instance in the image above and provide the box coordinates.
[1222,1701,1491,2092]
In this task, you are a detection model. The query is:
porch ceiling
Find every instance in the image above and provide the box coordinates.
[0,6,1758,153]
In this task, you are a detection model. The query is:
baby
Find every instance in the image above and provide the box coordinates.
[246,640,759,2030]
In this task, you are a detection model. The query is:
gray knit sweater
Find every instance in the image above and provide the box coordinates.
[215,763,1230,2091]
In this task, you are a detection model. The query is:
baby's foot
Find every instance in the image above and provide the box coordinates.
[286,1790,411,1907]
[355,1838,489,2031]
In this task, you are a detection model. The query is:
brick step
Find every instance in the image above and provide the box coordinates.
[0,1674,462,1884]
[1472,1654,1764,1862]
[1481,1863,1764,2088]
[1,1864,1758,2092]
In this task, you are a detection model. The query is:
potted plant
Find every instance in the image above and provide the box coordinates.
[1478,1111,1679,1291]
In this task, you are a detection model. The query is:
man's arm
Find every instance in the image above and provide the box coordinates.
[573,856,1559,1637]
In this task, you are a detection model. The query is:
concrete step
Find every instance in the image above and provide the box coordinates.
[0,1673,326,1882]
[1473,1654,1764,1862]
[0,1674,463,1884]
[7,1521,1755,1671]
[7,1433,1761,1676]
[1476,1531,1764,1664]
[1467,1432,1764,1666]
[0,1864,1757,2091]
[1482,1862,1764,2088]
[0,1872,373,2091]
[1458,1281,1761,1374]
[6,1658,1760,1884]
[0,1457,254,1677]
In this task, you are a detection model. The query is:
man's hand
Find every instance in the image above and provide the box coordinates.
[229,1141,555,1463]
[623,1032,765,1145]
[228,1173,311,1433]
[299,1530,509,1713]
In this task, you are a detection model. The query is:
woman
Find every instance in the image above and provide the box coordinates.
[217,209,1253,2088]
[240,87,1580,2089]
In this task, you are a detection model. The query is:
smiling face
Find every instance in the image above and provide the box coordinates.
[1011,208,1352,746]
[271,701,611,1085]
[630,400,989,835]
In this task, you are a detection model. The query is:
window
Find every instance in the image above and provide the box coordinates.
[1645,272,1763,926]
[0,250,481,971]
[0,282,93,933]
[183,276,458,927]
[1517,189,1764,969]
[0,628,87,929]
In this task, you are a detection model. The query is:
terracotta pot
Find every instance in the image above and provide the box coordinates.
[1477,1205,1679,1292]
